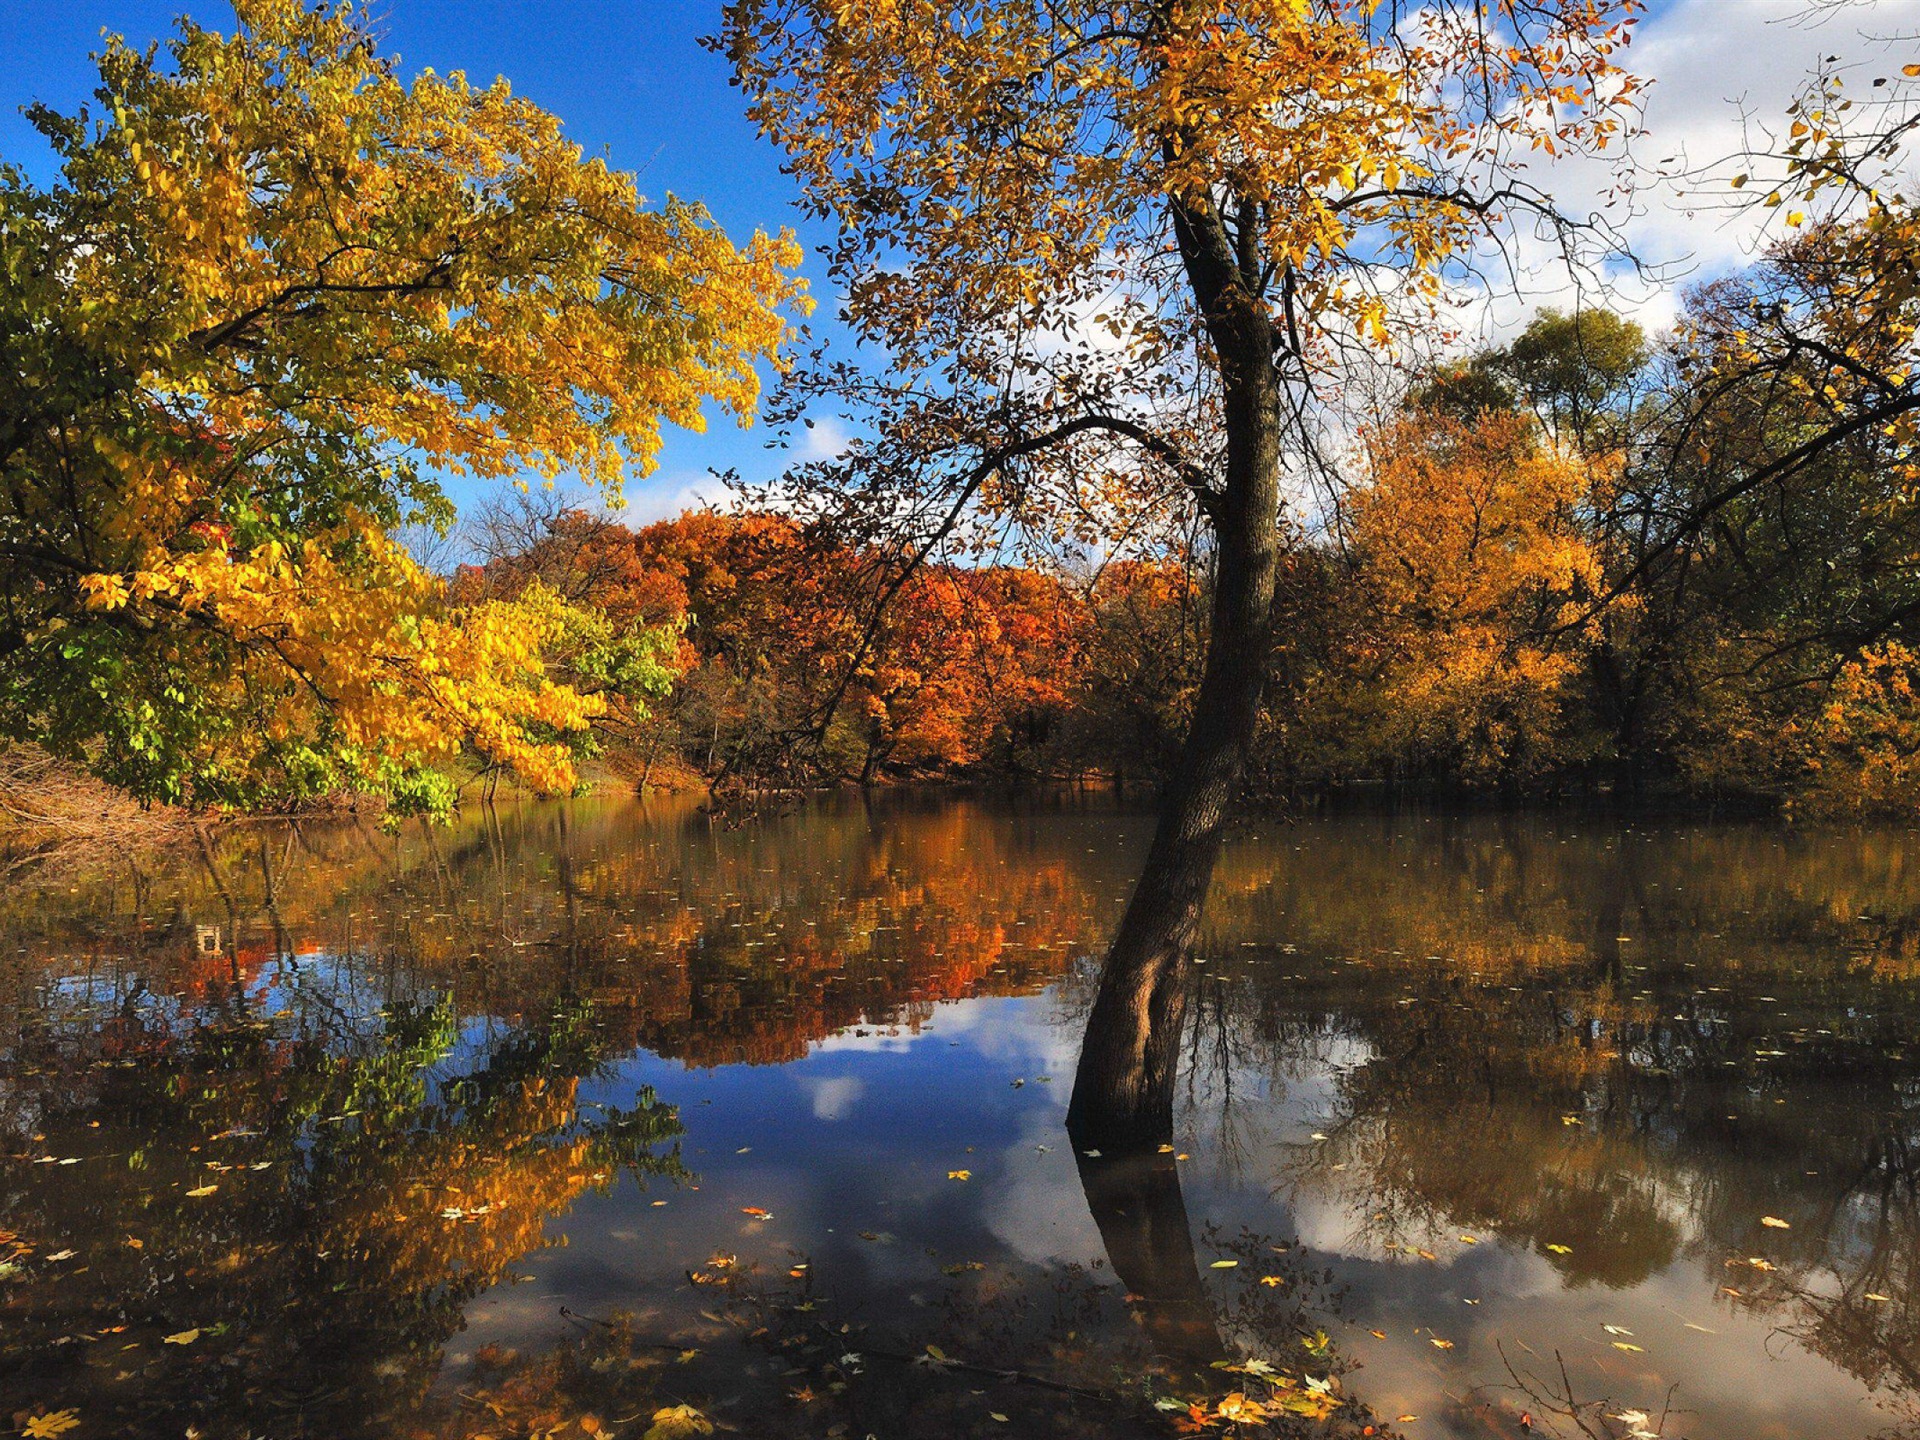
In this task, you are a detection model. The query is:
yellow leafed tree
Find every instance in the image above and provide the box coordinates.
[0,0,805,814]
[1337,409,1610,786]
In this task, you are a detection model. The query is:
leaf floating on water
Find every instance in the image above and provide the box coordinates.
[1081,1149,1101,1159]
[1158,1144,1175,1153]
[1545,1243,1572,1255]
[1603,1325,1635,1337]
[735,1147,751,1155]
[1459,1234,1479,1244]
[23,1412,81,1440]
[1259,1276,1287,1287]
[741,1206,773,1220]
[1611,1341,1646,1353]
[1761,1216,1791,1229]
[163,1329,200,1345]
[643,1403,714,1440]
[947,1170,972,1182]
[1430,1337,1454,1349]
[44,1250,75,1262]
[1209,1259,1238,1269]
[990,1414,1009,1423]
[1684,1322,1718,1333]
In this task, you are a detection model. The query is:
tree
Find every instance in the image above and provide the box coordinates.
[1333,407,1606,788]
[0,0,804,815]
[721,0,1643,1146]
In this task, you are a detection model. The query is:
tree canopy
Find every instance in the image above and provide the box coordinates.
[0,0,805,815]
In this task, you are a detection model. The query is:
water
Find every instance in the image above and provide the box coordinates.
[3,794,1919,1439]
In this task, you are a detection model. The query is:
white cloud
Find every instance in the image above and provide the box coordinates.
[1466,0,1920,338]
[797,1074,866,1121]
[612,470,738,526]
[799,415,852,462]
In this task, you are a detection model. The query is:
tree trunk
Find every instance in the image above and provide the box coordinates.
[1067,191,1283,1153]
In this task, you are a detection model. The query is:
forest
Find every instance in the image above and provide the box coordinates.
[450,293,1920,815]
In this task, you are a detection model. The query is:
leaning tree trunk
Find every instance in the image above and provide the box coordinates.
[1066,193,1283,1152]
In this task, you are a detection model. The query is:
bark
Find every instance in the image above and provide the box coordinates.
[1066,191,1284,1152]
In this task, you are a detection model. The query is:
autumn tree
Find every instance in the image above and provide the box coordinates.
[721,0,1643,1146]
[0,0,803,815]
[1556,56,1920,806]
[1324,406,1607,788]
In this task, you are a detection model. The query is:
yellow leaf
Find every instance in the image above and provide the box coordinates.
[643,1405,714,1440]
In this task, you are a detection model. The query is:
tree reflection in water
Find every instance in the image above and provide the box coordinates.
[8,802,1920,1436]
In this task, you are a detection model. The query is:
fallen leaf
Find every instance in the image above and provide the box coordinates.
[24,1412,81,1440]
[1209,1259,1238,1269]
[644,1403,714,1440]
[185,1185,218,1198]
[163,1329,200,1345]
[1761,1216,1790,1229]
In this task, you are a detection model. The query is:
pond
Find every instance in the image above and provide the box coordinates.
[3,794,1919,1439]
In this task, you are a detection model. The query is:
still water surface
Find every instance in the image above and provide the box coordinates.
[4,794,1919,1439]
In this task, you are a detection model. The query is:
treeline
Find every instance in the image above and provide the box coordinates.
[463,276,1920,815]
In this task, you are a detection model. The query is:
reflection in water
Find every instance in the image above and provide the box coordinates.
[6,800,1920,1436]
[1076,1149,1224,1365]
